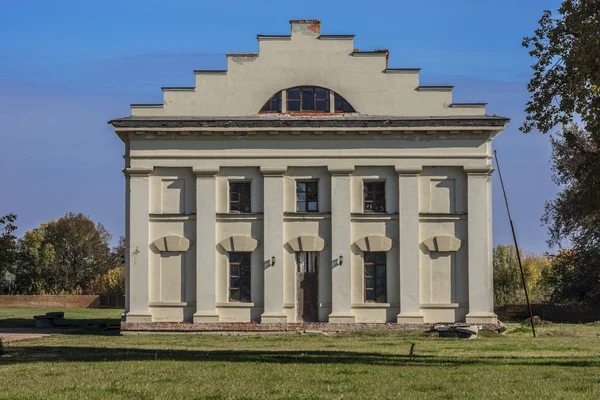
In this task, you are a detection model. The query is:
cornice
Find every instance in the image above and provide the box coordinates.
[109,116,510,130]
[395,166,423,176]
[464,166,494,175]
[328,166,355,175]
[123,167,153,177]
[193,167,219,177]
[260,166,288,176]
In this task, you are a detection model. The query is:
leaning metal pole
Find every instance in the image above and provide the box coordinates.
[494,150,536,338]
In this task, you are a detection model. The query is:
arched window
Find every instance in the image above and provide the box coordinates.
[259,86,356,114]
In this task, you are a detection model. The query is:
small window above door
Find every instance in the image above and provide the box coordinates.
[296,252,318,273]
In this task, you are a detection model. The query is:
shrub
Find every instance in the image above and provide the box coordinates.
[98,266,125,296]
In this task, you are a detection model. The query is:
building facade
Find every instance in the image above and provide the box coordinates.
[110,20,508,324]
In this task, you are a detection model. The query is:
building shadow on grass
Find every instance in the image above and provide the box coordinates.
[0,318,121,334]
[1,346,599,368]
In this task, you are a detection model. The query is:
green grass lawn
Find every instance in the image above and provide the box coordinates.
[0,309,599,399]
[0,307,122,329]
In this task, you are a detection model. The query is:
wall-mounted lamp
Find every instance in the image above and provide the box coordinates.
[270,255,276,266]
[339,255,344,265]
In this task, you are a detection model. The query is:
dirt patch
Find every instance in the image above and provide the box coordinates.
[0,328,74,343]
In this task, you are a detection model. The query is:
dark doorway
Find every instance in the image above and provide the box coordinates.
[296,252,319,322]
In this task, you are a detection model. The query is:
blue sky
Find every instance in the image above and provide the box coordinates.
[0,0,562,253]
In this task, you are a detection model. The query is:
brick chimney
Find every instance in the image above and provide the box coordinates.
[290,20,321,37]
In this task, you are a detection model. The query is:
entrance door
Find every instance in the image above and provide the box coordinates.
[296,252,319,322]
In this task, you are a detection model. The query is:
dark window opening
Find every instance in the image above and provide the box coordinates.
[230,181,251,213]
[364,181,386,213]
[296,181,318,212]
[297,251,318,273]
[260,87,356,114]
[334,93,355,113]
[364,252,386,303]
[260,91,282,113]
[229,252,251,302]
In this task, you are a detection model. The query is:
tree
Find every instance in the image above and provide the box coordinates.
[0,214,18,291]
[523,1,600,306]
[98,266,125,296]
[521,0,600,135]
[11,213,114,294]
[493,245,551,306]
[544,249,600,305]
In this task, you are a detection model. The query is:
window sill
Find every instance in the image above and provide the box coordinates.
[419,213,467,221]
[284,212,331,221]
[352,303,391,308]
[216,213,263,221]
[420,303,467,309]
[351,213,398,221]
[149,302,196,307]
[216,302,255,308]
[149,213,196,221]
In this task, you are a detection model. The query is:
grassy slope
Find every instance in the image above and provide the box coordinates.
[0,309,599,399]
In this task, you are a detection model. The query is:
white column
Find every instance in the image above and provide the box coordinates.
[328,166,355,323]
[193,167,220,323]
[396,167,425,324]
[124,167,153,323]
[260,167,287,323]
[465,167,498,323]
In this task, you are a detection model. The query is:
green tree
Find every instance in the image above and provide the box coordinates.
[493,245,551,306]
[544,249,600,305]
[11,213,114,294]
[0,214,18,292]
[523,1,600,306]
[98,266,125,296]
[11,223,56,294]
[521,0,600,134]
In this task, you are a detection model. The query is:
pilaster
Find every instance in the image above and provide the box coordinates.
[328,166,355,323]
[123,167,153,323]
[465,166,497,323]
[193,167,220,323]
[260,166,288,323]
[396,167,425,324]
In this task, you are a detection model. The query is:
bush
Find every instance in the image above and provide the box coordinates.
[98,266,125,296]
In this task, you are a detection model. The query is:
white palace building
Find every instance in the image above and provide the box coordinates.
[110,20,509,325]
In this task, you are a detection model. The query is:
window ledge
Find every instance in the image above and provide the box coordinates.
[149,302,196,307]
[419,213,467,221]
[149,213,196,221]
[351,213,398,221]
[284,212,331,221]
[216,213,263,221]
[420,303,467,309]
[352,303,391,308]
[216,302,255,308]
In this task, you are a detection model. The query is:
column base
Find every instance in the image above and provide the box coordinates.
[328,312,356,323]
[261,312,288,324]
[397,312,425,324]
[125,312,153,323]
[465,312,498,324]
[193,312,220,323]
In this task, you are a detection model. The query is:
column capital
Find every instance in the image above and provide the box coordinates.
[464,166,494,175]
[260,166,287,176]
[122,167,153,177]
[395,166,422,176]
[328,166,355,175]
[193,167,219,177]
